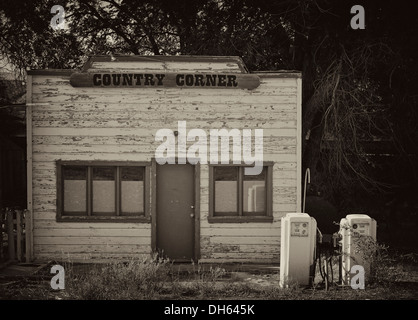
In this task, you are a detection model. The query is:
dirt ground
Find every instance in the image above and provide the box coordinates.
[1,261,418,300]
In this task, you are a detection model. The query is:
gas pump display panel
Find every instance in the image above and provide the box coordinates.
[291,222,309,237]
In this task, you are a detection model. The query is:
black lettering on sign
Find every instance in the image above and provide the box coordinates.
[134,74,143,85]
[112,74,121,85]
[195,74,204,86]
[217,75,227,87]
[206,74,216,86]
[185,74,194,86]
[93,74,101,86]
[227,75,238,87]
[70,73,260,89]
[176,74,184,86]
[155,74,165,85]
[102,74,111,86]
[144,74,154,86]
[123,74,133,86]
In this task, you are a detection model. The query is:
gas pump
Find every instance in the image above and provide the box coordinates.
[279,213,317,287]
[338,214,377,285]
[296,169,379,290]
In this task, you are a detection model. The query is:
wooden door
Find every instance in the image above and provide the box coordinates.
[156,163,195,261]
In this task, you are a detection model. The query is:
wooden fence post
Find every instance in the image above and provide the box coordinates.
[7,210,15,261]
[16,210,22,262]
[0,209,3,261]
[24,209,32,263]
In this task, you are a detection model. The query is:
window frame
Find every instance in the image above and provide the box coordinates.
[208,163,274,223]
[56,160,151,222]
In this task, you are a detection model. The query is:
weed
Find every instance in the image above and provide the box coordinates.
[2,250,416,300]
[63,253,172,299]
[337,223,403,287]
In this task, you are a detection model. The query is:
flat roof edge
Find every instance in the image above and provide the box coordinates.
[256,72,301,78]
[27,70,73,76]
[27,70,302,77]
[81,55,250,73]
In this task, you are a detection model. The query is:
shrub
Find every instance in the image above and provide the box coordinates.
[339,225,402,286]
[64,254,172,300]
[354,235,402,286]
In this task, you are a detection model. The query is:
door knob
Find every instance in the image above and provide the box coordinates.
[190,213,195,218]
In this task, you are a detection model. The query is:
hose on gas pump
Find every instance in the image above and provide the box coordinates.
[304,169,337,289]
[314,227,340,290]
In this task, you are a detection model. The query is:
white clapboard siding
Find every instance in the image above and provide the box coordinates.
[34,253,152,262]
[32,110,298,121]
[32,153,296,163]
[31,103,297,113]
[87,60,244,73]
[35,236,150,245]
[34,244,151,255]
[32,127,298,138]
[29,68,300,262]
[201,254,280,261]
[34,219,148,229]
[32,92,297,104]
[32,120,298,130]
[32,135,297,147]
[32,144,296,156]
[203,244,280,253]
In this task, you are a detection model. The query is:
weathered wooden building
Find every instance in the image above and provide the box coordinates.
[26,56,302,263]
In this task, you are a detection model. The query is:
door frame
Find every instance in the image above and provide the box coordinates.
[151,158,200,261]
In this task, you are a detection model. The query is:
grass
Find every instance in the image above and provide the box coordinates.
[1,251,418,300]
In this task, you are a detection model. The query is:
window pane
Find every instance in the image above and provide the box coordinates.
[93,167,115,214]
[214,166,238,214]
[63,166,87,213]
[243,167,266,213]
[121,167,144,215]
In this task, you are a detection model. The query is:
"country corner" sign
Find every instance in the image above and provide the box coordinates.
[70,72,260,90]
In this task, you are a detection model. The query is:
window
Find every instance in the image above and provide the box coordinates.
[209,164,273,223]
[57,161,150,222]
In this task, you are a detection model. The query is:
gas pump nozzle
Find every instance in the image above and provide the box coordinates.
[317,228,323,244]
[332,232,341,248]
